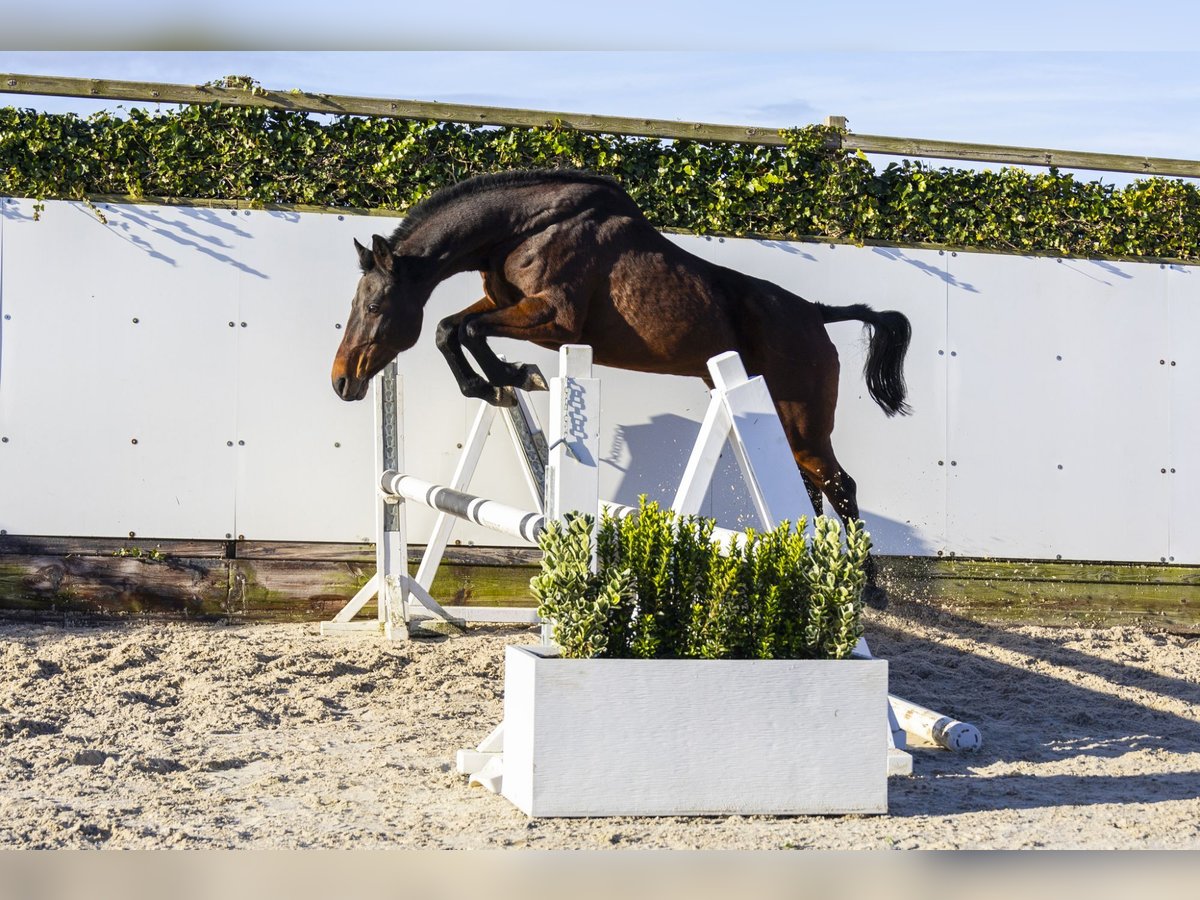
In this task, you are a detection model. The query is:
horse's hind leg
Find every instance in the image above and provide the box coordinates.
[780,418,888,610]
[800,451,886,609]
[801,472,826,518]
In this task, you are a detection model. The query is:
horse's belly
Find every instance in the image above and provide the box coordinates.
[579,299,734,378]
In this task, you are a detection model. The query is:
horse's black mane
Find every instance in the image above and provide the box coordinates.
[388,169,622,246]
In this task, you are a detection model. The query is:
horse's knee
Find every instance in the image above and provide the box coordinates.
[435,317,458,350]
[461,317,487,345]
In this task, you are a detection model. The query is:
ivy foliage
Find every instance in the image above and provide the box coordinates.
[2,100,1198,260]
[530,500,869,661]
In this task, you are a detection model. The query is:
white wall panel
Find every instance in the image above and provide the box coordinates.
[945,255,1171,561]
[0,199,240,538]
[230,209,390,542]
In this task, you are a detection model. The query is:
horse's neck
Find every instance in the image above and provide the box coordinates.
[400,200,516,280]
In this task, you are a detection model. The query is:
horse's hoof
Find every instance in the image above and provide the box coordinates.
[491,387,519,408]
[520,365,548,392]
[862,584,888,610]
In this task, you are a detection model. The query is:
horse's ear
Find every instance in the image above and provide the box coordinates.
[353,238,374,272]
[371,234,395,273]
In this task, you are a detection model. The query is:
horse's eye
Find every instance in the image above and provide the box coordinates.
[367,303,381,314]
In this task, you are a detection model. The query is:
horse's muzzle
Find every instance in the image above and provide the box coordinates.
[333,375,370,401]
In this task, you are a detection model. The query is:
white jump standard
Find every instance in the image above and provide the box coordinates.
[322,344,601,636]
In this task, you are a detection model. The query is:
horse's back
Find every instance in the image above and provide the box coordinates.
[487,173,836,381]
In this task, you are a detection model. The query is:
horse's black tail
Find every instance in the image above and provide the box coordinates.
[817,303,912,417]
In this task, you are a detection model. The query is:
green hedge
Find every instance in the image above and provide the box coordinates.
[2,102,1198,260]
[530,501,868,661]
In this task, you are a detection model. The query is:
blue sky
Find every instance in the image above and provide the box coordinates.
[5,1,1200,52]
[3,5,1199,173]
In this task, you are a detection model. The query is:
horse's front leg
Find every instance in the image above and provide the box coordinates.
[459,295,565,394]
[435,299,509,404]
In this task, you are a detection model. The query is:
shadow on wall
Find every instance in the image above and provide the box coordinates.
[605,413,935,555]
[754,240,818,261]
[858,509,938,557]
[605,413,716,509]
[81,204,270,279]
[871,246,979,293]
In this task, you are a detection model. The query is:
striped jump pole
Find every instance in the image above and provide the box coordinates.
[371,477,748,557]
[380,473,546,544]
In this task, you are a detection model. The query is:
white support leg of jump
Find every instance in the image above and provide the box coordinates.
[542,345,601,642]
[330,345,602,637]
[672,351,809,529]
[378,362,412,639]
[671,386,733,518]
[322,363,464,637]
[326,573,380,627]
[412,400,499,594]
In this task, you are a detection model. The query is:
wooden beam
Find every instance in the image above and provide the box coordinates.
[0,534,228,558]
[5,72,1199,178]
[0,72,784,146]
[842,133,1200,179]
[235,540,375,562]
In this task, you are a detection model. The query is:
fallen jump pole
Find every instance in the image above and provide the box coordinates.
[887,695,982,752]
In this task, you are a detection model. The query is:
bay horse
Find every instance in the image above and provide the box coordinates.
[331,169,911,605]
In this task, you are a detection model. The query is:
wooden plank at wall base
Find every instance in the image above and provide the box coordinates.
[0,535,228,558]
[227,540,542,568]
[0,554,232,617]
[0,546,539,622]
[877,557,1200,632]
[0,540,1198,630]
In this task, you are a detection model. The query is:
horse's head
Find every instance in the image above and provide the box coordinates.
[331,235,426,401]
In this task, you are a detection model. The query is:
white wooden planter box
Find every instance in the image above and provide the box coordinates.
[500,645,890,817]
